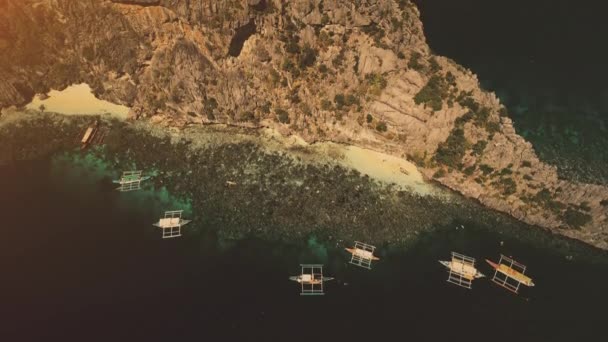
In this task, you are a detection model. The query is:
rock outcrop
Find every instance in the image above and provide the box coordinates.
[1,0,606,249]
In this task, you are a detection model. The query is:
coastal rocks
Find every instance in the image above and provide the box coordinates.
[0,112,577,257]
[0,0,607,249]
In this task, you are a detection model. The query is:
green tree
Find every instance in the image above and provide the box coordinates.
[414,75,448,111]
[435,128,469,167]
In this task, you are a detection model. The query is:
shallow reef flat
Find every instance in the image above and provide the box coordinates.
[1,111,606,263]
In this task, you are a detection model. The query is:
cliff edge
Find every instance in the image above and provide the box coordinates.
[1,0,606,248]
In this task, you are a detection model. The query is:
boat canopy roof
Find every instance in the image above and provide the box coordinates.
[159,217,181,228]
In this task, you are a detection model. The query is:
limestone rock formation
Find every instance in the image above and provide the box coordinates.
[1,0,606,248]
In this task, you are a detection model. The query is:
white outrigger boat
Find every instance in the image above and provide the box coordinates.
[153,210,191,239]
[290,264,333,295]
[345,241,380,269]
[439,252,485,289]
[289,274,335,284]
[113,170,150,192]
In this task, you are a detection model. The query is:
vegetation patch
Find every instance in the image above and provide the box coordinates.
[433,168,446,179]
[375,121,388,132]
[562,208,592,229]
[493,177,517,196]
[275,108,290,124]
[471,140,487,156]
[479,164,494,175]
[408,51,424,71]
[298,44,317,69]
[531,188,566,214]
[414,75,449,111]
[434,128,469,168]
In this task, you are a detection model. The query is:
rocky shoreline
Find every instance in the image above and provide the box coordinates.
[1,0,606,249]
[2,111,607,266]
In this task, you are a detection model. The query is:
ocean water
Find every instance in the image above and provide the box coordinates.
[2,153,607,341]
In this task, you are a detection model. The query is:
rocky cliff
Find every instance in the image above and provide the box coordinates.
[1,0,606,249]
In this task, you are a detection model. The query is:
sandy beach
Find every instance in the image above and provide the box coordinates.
[24,83,129,119]
[4,86,445,199]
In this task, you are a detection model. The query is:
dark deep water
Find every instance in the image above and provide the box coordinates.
[414,0,608,183]
[2,155,608,341]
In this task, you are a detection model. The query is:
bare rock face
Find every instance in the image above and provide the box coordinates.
[1,0,606,249]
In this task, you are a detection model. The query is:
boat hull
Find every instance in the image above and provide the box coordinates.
[289,276,334,284]
[345,248,380,261]
[485,259,534,287]
[113,176,151,184]
[439,260,485,279]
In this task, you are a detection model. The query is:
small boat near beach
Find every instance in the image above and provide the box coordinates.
[345,241,380,269]
[113,170,150,191]
[80,119,108,149]
[80,119,100,149]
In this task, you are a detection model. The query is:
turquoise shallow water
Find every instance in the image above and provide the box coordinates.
[1,152,607,341]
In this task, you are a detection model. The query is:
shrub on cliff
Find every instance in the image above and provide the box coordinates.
[414,75,448,112]
[463,165,476,176]
[321,99,332,111]
[471,140,487,156]
[474,107,491,125]
[376,121,388,132]
[562,208,592,229]
[532,188,566,214]
[332,48,346,68]
[366,73,387,89]
[429,57,441,73]
[240,111,255,122]
[334,94,346,109]
[282,58,296,73]
[204,97,218,120]
[457,92,480,112]
[479,164,494,175]
[275,109,290,124]
[346,94,360,106]
[435,128,469,168]
[496,177,517,196]
[298,44,317,69]
[408,51,424,71]
[433,168,446,178]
